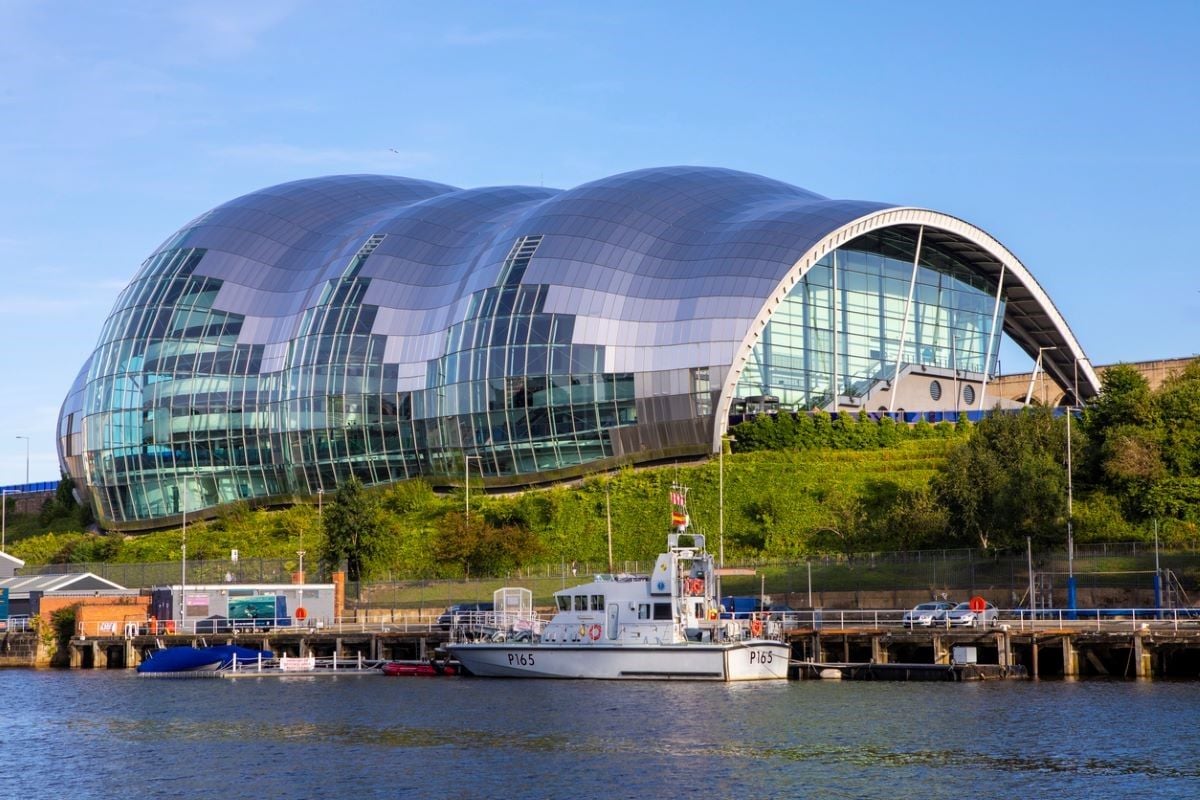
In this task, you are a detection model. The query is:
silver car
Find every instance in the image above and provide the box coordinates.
[902,601,956,628]
[944,601,998,628]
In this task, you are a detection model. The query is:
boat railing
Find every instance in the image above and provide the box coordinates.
[592,573,646,582]
[707,614,787,643]
[87,606,1200,640]
[449,609,549,642]
[225,652,386,673]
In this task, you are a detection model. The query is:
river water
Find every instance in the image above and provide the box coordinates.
[1,670,1197,799]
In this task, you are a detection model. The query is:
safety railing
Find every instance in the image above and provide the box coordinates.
[66,607,1200,639]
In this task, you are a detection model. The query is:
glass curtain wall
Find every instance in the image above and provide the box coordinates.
[78,240,643,525]
[80,248,284,523]
[735,228,1004,410]
[420,236,637,480]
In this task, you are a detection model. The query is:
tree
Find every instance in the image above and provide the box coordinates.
[432,510,541,577]
[813,487,867,559]
[1085,363,1157,432]
[319,476,386,582]
[1155,359,1200,477]
[931,408,1074,551]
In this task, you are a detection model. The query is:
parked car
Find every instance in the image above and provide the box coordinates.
[902,601,956,628]
[944,601,998,627]
[194,615,233,635]
[437,602,495,630]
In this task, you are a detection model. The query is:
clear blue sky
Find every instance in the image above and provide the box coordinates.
[2,1,1198,485]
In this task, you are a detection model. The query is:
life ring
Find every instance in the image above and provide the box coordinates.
[707,608,718,621]
[688,578,703,595]
[588,623,602,641]
[750,619,764,637]
[295,606,308,621]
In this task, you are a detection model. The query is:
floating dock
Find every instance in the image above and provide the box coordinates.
[137,654,387,679]
[793,661,1026,681]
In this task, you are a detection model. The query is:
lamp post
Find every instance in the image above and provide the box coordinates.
[15,435,29,486]
[718,434,735,568]
[464,454,481,520]
[1,489,8,551]
[180,477,188,632]
[1066,404,1076,617]
[304,488,322,583]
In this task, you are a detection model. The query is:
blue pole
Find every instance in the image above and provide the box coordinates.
[1066,575,1077,621]
[1153,571,1162,618]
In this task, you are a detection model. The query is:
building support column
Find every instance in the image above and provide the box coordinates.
[889,225,924,412]
[1031,635,1039,679]
[832,250,839,407]
[978,263,1006,410]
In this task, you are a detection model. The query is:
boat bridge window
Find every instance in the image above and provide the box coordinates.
[653,603,672,621]
[590,594,604,610]
[556,596,570,612]
[638,604,651,620]
[574,595,587,611]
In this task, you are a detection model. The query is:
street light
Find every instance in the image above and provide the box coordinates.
[1066,403,1076,615]
[304,488,321,583]
[1,489,9,551]
[180,476,188,633]
[464,454,482,520]
[718,433,736,568]
[15,436,29,486]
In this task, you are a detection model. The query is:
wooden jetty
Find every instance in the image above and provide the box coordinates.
[785,620,1200,680]
[32,615,1200,681]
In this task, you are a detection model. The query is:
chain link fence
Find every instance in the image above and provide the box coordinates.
[21,543,1200,610]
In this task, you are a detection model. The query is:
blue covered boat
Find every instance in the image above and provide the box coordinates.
[136,644,271,674]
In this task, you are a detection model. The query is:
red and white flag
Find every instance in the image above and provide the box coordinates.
[670,489,685,507]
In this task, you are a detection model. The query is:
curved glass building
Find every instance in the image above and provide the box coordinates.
[58,167,1098,529]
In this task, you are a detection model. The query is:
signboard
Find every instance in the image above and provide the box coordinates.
[185,593,211,618]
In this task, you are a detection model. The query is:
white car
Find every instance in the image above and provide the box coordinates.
[944,601,998,627]
[902,601,956,628]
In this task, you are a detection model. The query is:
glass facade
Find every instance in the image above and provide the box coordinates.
[58,167,1056,529]
[735,228,1004,409]
[424,235,636,476]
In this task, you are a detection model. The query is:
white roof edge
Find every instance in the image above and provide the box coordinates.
[713,207,1100,452]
